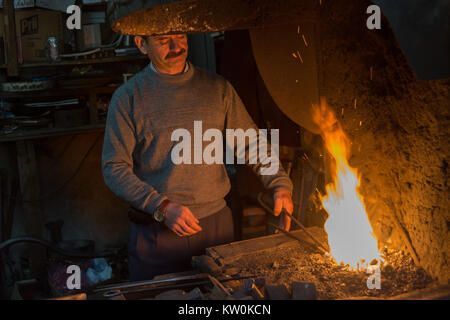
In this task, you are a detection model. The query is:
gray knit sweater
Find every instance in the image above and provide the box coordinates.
[102,62,293,219]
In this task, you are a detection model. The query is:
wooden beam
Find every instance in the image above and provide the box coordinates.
[3,0,19,77]
[16,140,46,277]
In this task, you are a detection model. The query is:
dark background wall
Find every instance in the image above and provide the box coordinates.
[372,0,449,80]
[0,134,130,279]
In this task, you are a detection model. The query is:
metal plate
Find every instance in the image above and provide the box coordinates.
[250,23,321,134]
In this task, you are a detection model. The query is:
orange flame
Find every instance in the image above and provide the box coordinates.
[312,99,380,269]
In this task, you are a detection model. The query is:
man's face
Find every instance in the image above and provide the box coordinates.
[135,34,188,75]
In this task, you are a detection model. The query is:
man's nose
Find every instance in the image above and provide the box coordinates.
[169,39,182,51]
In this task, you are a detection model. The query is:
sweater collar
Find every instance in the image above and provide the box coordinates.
[147,61,194,84]
[150,61,190,74]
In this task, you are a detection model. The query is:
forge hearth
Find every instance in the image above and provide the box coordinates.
[233,241,433,299]
[92,227,444,300]
[197,227,437,300]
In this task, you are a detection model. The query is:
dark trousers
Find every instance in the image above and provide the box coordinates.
[128,206,234,281]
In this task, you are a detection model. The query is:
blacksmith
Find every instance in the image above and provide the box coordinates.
[102,33,294,281]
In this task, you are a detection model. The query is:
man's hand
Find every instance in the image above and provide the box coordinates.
[273,190,294,233]
[164,202,202,237]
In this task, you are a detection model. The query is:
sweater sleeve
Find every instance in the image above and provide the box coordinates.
[101,90,167,214]
[223,81,294,194]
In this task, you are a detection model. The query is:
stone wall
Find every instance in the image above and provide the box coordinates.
[317,0,449,283]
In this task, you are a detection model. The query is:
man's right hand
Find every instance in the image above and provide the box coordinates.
[164,202,202,237]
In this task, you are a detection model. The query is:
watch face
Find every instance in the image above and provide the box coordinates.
[154,210,165,222]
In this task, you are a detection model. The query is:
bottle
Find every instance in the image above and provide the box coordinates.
[46,37,61,62]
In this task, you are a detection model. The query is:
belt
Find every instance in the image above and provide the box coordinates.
[127,207,156,226]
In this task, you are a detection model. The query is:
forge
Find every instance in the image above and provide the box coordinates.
[0,0,448,301]
[106,0,449,296]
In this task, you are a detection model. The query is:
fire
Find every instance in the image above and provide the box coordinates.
[312,99,380,269]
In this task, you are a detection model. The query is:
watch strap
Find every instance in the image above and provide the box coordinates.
[154,199,170,220]
[158,199,170,213]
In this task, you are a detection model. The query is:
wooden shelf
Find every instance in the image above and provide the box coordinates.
[0,85,119,99]
[0,123,106,143]
[0,55,147,69]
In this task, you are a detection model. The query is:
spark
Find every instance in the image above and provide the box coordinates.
[354,98,357,109]
[302,34,308,47]
[296,50,304,63]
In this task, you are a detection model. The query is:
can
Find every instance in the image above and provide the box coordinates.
[46,37,61,62]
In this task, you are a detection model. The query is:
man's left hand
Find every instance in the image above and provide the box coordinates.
[273,190,294,232]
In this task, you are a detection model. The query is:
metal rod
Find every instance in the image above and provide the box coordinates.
[95,274,258,293]
[267,222,327,254]
[281,209,329,253]
[102,274,259,298]
[257,193,329,253]
[95,273,212,292]
[208,275,232,297]
[103,281,211,298]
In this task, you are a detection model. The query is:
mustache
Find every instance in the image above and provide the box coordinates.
[165,48,186,60]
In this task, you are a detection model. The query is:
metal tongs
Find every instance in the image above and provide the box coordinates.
[257,193,330,254]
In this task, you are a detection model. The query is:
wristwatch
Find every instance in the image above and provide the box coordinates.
[153,199,170,222]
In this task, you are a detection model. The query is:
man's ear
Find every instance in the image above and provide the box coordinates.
[134,36,148,55]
